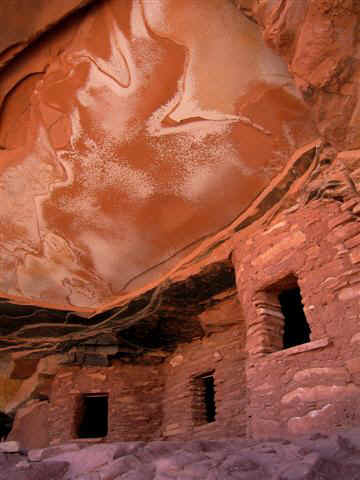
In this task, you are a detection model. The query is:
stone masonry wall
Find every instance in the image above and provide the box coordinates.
[162,322,247,440]
[47,195,360,443]
[48,361,163,444]
[233,196,360,438]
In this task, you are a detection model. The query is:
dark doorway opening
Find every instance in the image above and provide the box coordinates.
[193,372,216,425]
[203,374,216,423]
[0,411,13,441]
[278,286,311,349]
[77,393,108,438]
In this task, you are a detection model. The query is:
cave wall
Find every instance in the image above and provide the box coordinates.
[234,193,360,437]
[0,354,21,410]
[0,376,21,411]
[248,0,360,151]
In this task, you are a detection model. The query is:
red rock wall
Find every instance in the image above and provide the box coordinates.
[0,0,95,68]
[251,0,360,150]
[161,324,247,440]
[234,195,360,437]
[48,362,163,444]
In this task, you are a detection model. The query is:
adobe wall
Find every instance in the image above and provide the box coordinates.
[233,197,360,438]
[161,323,247,440]
[48,362,163,444]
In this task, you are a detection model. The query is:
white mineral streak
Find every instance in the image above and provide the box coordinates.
[130,0,151,40]
[0,0,310,307]
[149,135,253,202]
[143,0,292,111]
[145,0,276,136]
[0,123,60,252]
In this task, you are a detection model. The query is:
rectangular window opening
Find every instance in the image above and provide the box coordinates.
[278,284,311,350]
[193,372,216,426]
[76,393,108,438]
[252,275,312,356]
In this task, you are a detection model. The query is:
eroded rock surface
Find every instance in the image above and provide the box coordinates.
[0,0,96,69]
[3,429,360,479]
[249,0,360,150]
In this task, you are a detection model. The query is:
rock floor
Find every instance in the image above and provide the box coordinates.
[2,428,360,479]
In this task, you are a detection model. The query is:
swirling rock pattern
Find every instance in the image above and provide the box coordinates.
[0,0,315,312]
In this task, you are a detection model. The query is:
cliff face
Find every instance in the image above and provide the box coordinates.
[0,0,315,313]
[249,0,360,150]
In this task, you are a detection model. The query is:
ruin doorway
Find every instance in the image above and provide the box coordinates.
[193,372,216,425]
[77,393,108,438]
[203,374,216,423]
[279,285,311,349]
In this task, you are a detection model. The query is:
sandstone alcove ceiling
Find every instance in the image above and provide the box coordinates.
[0,0,98,69]
[0,259,237,356]
[0,0,317,318]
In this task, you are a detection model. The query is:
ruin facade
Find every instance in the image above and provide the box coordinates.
[41,189,360,445]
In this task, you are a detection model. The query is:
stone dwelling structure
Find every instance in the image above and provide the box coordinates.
[44,192,360,445]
